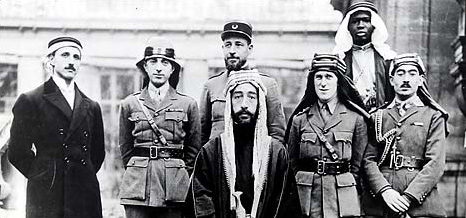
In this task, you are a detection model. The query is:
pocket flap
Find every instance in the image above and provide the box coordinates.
[165,159,186,168]
[295,171,314,186]
[336,172,356,187]
[126,156,149,168]
[128,112,147,122]
[333,132,353,143]
[301,132,317,143]
[165,111,187,122]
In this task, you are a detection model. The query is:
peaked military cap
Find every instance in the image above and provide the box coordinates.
[221,20,253,42]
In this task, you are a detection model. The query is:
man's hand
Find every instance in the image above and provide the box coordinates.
[381,189,411,213]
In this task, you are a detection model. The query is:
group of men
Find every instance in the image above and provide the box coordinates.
[7,1,449,218]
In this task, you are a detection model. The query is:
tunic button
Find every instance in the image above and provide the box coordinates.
[82,145,88,152]
[81,159,86,165]
[83,131,89,138]
[397,123,402,127]
[59,128,65,135]
[63,143,68,148]
[154,113,159,117]
[396,136,401,140]
[323,130,329,134]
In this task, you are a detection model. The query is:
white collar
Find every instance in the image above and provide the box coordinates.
[387,95,424,109]
[52,73,75,93]
[148,82,170,99]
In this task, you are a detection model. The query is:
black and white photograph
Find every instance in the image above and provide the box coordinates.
[0,0,465,218]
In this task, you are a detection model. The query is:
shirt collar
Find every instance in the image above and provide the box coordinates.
[387,95,424,109]
[317,97,339,115]
[352,43,373,52]
[52,73,75,93]
[148,81,170,99]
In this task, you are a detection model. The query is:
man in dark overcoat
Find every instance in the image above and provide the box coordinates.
[362,53,449,218]
[8,36,105,218]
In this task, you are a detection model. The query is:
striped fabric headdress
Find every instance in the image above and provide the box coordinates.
[221,70,271,218]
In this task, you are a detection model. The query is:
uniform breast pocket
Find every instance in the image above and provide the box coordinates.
[299,132,318,159]
[333,131,353,160]
[165,110,188,140]
[128,111,148,127]
[210,98,226,122]
[128,112,151,140]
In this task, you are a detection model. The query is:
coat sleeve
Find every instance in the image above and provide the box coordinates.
[91,102,105,172]
[264,78,286,143]
[8,94,36,177]
[287,116,301,175]
[192,147,216,218]
[183,100,202,175]
[404,111,446,204]
[119,99,135,167]
[350,114,368,190]
[200,84,212,146]
[363,114,391,194]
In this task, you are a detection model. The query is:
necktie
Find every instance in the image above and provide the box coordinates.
[321,103,331,124]
[397,101,412,117]
[155,89,162,104]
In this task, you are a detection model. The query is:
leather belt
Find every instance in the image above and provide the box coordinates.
[133,146,183,159]
[304,159,350,175]
[390,154,423,170]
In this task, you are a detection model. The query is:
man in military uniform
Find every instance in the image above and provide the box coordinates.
[200,20,286,145]
[9,36,105,218]
[362,53,449,218]
[333,2,396,112]
[119,37,201,218]
[286,54,369,218]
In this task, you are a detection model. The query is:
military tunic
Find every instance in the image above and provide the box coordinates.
[287,102,367,218]
[362,101,447,217]
[119,86,201,207]
[199,69,286,145]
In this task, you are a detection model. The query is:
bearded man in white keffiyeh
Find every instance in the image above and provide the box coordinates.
[191,71,301,218]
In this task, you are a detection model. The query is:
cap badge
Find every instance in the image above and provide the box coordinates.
[232,24,238,29]
[157,47,163,54]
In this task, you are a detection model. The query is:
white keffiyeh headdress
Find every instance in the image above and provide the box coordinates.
[221,70,272,218]
[333,7,396,60]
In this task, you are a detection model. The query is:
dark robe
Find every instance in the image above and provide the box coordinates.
[192,133,301,218]
[344,49,395,110]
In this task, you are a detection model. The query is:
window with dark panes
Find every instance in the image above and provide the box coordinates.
[0,63,18,113]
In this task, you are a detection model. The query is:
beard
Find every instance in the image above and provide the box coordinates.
[232,109,257,127]
[225,58,247,72]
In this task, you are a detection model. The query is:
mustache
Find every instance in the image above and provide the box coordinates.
[235,109,254,117]
[400,83,411,88]
[65,65,76,71]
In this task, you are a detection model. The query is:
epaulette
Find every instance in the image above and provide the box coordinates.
[257,72,271,78]
[208,71,225,80]
[296,107,310,116]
